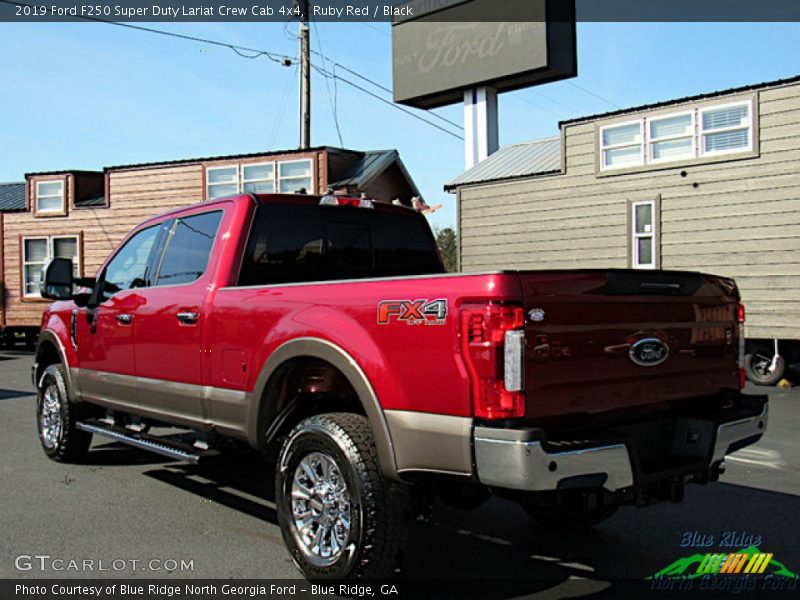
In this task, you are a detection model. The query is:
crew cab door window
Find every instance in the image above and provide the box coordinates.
[102,224,162,301]
[156,211,222,286]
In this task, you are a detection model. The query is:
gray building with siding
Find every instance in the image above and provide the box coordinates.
[447,75,800,381]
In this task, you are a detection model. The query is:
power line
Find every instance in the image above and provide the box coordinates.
[566,81,622,109]
[269,65,298,148]
[3,0,464,141]
[358,22,392,38]
[513,94,567,119]
[312,64,464,141]
[528,89,581,114]
[307,47,463,132]
[1,0,294,62]
[312,21,344,146]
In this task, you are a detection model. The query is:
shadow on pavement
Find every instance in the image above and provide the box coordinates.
[0,388,32,401]
[144,452,278,525]
[80,441,177,466]
[131,451,800,598]
[0,349,35,357]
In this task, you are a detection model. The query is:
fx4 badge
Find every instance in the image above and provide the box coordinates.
[630,338,669,367]
[377,299,447,326]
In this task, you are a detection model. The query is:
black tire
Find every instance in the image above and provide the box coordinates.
[36,364,92,462]
[276,413,409,580]
[521,499,618,530]
[745,352,785,386]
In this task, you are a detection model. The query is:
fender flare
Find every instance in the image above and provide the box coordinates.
[247,337,399,480]
[34,330,74,396]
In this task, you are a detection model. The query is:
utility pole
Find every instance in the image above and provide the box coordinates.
[298,0,311,149]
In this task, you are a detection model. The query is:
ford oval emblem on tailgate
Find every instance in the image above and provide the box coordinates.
[629,338,669,367]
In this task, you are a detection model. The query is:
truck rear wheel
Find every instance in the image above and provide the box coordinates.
[276,413,409,580]
[36,364,92,462]
[744,352,785,386]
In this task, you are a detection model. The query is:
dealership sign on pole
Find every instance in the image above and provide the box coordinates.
[392,0,577,168]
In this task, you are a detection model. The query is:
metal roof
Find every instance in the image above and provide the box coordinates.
[75,194,106,208]
[446,73,800,191]
[102,146,350,172]
[24,169,101,177]
[445,137,561,190]
[0,182,26,212]
[328,150,398,188]
[559,73,800,126]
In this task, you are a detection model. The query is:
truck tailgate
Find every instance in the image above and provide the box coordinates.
[519,270,741,419]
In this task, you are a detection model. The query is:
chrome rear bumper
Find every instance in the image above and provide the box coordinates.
[712,403,768,463]
[474,427,634,492]
[474,401,768,493]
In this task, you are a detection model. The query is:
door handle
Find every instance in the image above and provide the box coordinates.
[115,314,133,325]
[176,312,200,324]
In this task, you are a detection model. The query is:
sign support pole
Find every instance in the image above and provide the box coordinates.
[464,86,498,169]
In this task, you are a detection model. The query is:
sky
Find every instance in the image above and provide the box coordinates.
[1,20,799,230]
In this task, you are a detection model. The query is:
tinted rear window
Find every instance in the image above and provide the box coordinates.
[237,203,443,286]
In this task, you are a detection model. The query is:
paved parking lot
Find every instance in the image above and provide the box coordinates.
[1,349,798,597]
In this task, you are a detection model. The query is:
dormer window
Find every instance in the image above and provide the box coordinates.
[35,180,65,214]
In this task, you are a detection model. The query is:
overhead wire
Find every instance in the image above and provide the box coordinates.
[566,81,622,109]
[269,64,298,148]
[0,0,466,142]
[312,64,464,141]
[312,21,345,146]
[358,22,392,38]
[513,94,567,119]
[306,48,463,132]
[3,0,622,133]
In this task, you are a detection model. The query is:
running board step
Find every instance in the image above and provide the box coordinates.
[76,421,220,464]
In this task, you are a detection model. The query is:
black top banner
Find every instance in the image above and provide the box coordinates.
[1,0,800,23]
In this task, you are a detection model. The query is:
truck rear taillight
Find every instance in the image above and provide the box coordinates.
[738,303,746,324]
[460,304,525,420]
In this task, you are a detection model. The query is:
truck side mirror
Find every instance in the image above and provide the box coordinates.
[40,258,74,300]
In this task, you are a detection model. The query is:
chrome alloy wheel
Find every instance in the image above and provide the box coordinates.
[39,384,62,449]
[290,451,352,566]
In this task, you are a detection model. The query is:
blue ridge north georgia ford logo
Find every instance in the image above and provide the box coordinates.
[629,338,670,366]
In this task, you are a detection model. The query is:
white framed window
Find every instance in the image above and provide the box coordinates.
[206,158,314,200]
[35,180,65,214]
[206,166,239,201]
[700,101,752,156]
[22,235,80,297]
[600,121,644,169]
[600,98,755,171]
[242,162,275,194]
[631,200,657,270]
[278,159,314,194]
[649,111,694,163]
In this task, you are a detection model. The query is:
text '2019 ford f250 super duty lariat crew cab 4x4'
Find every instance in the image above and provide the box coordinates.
[33,192,767,580]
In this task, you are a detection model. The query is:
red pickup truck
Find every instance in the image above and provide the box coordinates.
[34,193,768,580]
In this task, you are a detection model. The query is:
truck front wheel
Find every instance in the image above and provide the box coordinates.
[275,413,409,580]
[36,364,92,462]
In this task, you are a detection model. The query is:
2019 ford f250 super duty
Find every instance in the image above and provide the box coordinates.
[33,192,768,580]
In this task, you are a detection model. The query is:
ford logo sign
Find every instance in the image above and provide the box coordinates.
[629,338,669,367]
